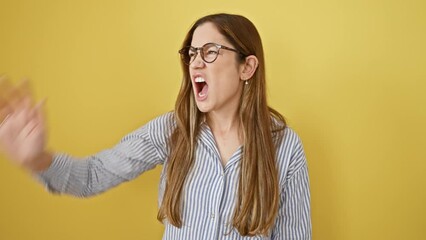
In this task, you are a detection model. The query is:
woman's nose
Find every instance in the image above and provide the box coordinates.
[190,53,205,69]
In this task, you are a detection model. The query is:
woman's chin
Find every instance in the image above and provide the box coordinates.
[195,102,212,113]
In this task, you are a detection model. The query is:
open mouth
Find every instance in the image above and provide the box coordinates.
[194,76,209,98]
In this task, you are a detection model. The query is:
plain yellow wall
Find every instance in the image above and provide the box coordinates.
[1,0,425,239]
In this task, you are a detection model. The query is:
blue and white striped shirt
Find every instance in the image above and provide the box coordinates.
[38,112,311,239]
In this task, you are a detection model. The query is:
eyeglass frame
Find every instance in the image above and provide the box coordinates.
[179,42,246,65]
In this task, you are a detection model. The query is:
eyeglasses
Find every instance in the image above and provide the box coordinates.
[179,42,244,65]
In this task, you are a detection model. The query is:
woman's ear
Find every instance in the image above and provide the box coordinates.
[239,55,259,81]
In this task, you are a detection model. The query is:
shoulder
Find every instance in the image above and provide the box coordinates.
[269,111,304,157]
[121,111,176,161]
[145,111,176,131]
[120,111,176,145]
[275,127,304,158]
[141,111,176,143]
[275,127,307,183]
[283,127,303,148]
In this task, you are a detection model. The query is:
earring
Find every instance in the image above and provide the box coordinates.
[245,80,249,85]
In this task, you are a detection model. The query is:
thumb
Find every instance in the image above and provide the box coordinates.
[34,98,47,122]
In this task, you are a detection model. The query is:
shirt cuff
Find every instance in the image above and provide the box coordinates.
[35,153,72,194]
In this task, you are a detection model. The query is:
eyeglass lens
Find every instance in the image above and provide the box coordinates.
[184,43,219,64]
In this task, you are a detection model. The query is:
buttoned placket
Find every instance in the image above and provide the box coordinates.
[198,123,245,239]
[210,150,226,240]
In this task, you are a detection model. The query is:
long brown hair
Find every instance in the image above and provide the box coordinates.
[157,13,286,236]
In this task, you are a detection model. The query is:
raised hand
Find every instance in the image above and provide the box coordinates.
[0,76,52,172]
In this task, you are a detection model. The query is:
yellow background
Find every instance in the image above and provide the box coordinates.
[0,0,425,239]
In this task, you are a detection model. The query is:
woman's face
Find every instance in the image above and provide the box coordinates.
[189,22,244,115]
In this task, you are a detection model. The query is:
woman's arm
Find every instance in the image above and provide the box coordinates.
[271,130,312,239]
[36,122,166,197]
[272,164,311,239]
[0,77,172,197]
[0,78,50,171]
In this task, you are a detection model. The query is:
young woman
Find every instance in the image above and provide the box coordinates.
[0,13,311,239]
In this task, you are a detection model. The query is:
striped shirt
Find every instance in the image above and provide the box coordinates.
[38,112,311,239]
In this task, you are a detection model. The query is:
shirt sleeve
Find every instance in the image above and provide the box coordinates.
[271,132,312,239]
[35,113,174,197]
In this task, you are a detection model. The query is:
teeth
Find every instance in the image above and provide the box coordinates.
[195,77,205,83]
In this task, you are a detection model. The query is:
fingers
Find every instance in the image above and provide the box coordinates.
[0,78,40,140]
[0,106,11,125]
[3,100,43,137]
[0,76,12,111]
[34,98,46,123]
[19,118,40,139]
[7,80,34,111]
[0,77,14,128]
[0,98,46,162]
[0,77,35,123]
[0,77,33,104]
[0,77,47,167]
[0,113,11,128]
[29,99,46,133]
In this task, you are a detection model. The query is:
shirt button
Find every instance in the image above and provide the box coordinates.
[211,213,215,219]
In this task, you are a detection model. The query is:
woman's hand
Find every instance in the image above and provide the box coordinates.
[0,76,52,172]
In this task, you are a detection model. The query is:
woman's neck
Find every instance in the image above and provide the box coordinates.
[206,110,240,135]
